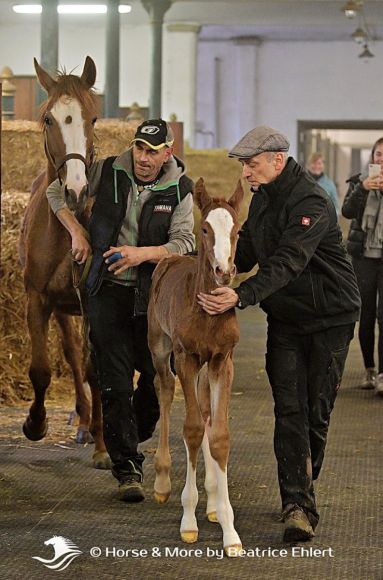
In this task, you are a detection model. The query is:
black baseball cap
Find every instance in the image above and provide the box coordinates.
[132,118,174,150]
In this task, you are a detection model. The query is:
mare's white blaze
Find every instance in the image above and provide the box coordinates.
[51,97,87,196]
[206,208,234,271]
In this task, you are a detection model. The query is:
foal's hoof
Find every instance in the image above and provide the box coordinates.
[224,544,243,558]
[153,491,170,504]
[75,427,94,444]
[92,451,112,470]
[22,417,48,441]
[207,511,218,523]
[181,531,198,544]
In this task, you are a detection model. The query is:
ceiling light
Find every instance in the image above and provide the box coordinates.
[13,4,131,14]
[351,26,367,44]
[13,4,42,13]
[118,5,131,13]
[359,43,374,59]
[341,0,363,19]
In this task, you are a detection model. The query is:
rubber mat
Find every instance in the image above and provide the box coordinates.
[1,309,382,580]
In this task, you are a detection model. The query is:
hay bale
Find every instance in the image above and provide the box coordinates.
[2,120,136,192]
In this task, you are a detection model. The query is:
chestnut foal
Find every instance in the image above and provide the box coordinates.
[148,178,244,557]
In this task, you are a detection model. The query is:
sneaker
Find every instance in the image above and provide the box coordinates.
[118,475,145,503]
[360,368,376,390]
[375,373,383,397]
[282,504,315,542]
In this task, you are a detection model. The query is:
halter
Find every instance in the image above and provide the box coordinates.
[44,130,94,183]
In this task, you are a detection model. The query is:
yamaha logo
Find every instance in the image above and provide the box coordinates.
[141,126,160,135]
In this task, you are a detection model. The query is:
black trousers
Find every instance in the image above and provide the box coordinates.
[88,282,160,482]
[352,256,383,373]
[265,322,354,525]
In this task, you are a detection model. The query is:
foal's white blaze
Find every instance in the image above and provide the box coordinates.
[206,208,234,271]
[51,97,87,196]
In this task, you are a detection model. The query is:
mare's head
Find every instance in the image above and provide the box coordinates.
[194,178,244,286]
[35,56,98,214]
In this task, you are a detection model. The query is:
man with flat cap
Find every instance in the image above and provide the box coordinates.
[198,125,360,542]
[46,119,195,502]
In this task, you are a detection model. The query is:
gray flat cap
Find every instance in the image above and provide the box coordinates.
[229,125,290,159]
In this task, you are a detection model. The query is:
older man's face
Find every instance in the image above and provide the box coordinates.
[240,152,283,190]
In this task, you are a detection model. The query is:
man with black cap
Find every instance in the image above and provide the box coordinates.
[197,125,360,542]
[46,119,195,502]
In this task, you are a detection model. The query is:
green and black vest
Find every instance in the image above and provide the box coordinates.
[86,156,193,315]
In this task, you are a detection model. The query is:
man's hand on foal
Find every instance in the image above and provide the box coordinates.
[197,287,239,315]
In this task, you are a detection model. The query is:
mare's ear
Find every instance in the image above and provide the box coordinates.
[228,179,245,214]
[194,177,211,211]
[34,58,57,93]
[81,56,97,89]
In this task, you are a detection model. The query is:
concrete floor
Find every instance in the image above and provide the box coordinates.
[1,308,382,580]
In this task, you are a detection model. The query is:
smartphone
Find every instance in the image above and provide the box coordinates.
[369,163,381,178]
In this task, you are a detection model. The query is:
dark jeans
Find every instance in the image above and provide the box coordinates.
[88,282,160,482]
[352,256,383,373]
[265,322,354,525]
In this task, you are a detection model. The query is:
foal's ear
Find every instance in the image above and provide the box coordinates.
[194,177,211,211]
[228,180,245,214]
[81,56,97,89]
[34,58,57,93]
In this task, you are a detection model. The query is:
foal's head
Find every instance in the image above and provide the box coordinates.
[35,56,98,214]
[195,178,244,286]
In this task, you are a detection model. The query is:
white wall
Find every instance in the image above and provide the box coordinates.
[2,17,383,155]
[196,39,383,154]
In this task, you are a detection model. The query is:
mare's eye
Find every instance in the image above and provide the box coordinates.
[44,116,52,126]
[91,117,97,125]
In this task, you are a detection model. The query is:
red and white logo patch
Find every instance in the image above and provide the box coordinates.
[301,216,311,226]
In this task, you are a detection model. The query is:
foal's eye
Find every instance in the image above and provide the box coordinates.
[44,116,52,126]
[202,227,208,235]
[91,117,97,125]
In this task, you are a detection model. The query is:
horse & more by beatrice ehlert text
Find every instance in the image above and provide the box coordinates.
[19,57,110,469]
[148,177,245,557]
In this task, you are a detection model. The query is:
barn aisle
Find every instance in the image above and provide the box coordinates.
[0,308,382,580]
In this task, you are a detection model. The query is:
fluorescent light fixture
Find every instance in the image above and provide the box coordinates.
[118,4,131,13]
[13,4,42,13]
[13,4,131,14]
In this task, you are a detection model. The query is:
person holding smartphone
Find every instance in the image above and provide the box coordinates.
[342,137,383,394]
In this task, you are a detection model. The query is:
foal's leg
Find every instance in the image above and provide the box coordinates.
[176,353,205,544]
[150,330,175,503]
[208,353,242,556]
[54,311,92,444]
[23,290,53,440]
[198,365,218,523]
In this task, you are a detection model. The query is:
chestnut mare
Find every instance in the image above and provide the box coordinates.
[19,57,109,469]
[148,178,244,557]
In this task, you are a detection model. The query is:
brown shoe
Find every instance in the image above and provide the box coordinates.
[282,504,314,542]
[118,476,145,503]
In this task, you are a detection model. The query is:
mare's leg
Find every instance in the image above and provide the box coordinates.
[176,352,205,544]
[149,328,175,503]
[54,310,92,444]
[207,352,242,556]
[23,290,52,440]
[197,365,218,523]
[85,351,111,469]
